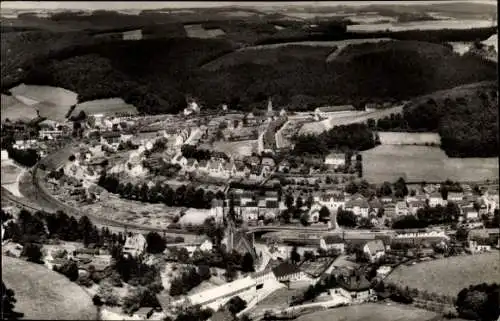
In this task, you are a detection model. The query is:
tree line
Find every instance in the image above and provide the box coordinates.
[98,172,225,209]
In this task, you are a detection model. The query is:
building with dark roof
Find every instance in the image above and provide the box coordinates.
[272,262,309,282]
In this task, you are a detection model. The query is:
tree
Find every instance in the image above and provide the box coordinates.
[337,210,357,228]
[300,213,311,226]
[319,206,330,223]
[1,281,23,320]
[378,182,393,197]
[290,247,300,264]
[241,253,255,273]
[97,282,119,306]
[146,232,166,254]
[21,243,44,264]
[393,177,408,198]
[197,265,211,281]
[285,194,294,209]
[281,209,291,224]
[54,261,79,282]
[305,194,314,209]
[295,196,304,210]
[226,296,247,315]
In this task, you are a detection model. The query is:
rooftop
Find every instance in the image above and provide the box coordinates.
[188,276,255,306]
[272,262,302,278]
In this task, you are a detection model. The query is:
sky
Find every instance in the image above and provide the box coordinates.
[0,1,497,10]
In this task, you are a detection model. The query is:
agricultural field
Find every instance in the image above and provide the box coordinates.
[9,84,78,106]
[71,98,138,117]
[296,303,439,321]
[2,256,97,320]
[347,18,495,33]
[179,208,212,226]
[378,132,441,145]
[361,145,499,183]
[385,252,500,298]
[212,140,257,157]
[184,24,226,39]
[1,94,38,122]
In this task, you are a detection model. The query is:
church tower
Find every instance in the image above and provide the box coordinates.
[267,98,273,114]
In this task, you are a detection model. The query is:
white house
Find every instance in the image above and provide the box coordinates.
[407,200,427,215]
[362,240,385,263]
[467,240,491,254]
[395,201,409,216]
[324,152,345,168]
[123,234,147,258]
[447,192,464,202]
[462,206,479,221]
[345,197,370,218]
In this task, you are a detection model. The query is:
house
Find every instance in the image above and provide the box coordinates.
[209,160,225,176]
[223,162,237,177]
[278,160,290,173]
[462,206,479,221]
[368,198,383,214]
[272,262,311,283]
[428,192,447,207]
[198,160,210,172]
[185,158,199,172]
[172,154,188,167]
[362,240,385,262]
[381,196,395,204]
[324,152,345,169]
[261,157,275,169]
[408,200,427,215]
[239,192,255,206]
[123,233,147,258]
[332,271,375,303]
[234,161,251,177]
[345,196,370,218]
[467,239,491,254]
[447,192,464,202]
[395,201,409,216]
[320,235,345,254]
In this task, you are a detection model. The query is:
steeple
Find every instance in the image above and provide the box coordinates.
[267,97,273,114]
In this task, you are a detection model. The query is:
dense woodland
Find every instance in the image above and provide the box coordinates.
[293,123,377,156]
[375,83,499,157]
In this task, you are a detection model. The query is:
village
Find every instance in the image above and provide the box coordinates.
[2,92,500,321]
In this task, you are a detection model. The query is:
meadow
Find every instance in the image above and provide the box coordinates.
[385,252,500,297]
[71,98,138,117]
[212,140,257,157]
[296,303,439,321]
[361,145,499,183]
[2,256,97,320]
[348,19,495,33]
[1,164,22,185]
[1,94,38,122]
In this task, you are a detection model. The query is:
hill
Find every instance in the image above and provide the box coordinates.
[2,256,97,320]
[14,39,497,115]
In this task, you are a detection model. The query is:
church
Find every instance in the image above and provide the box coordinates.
[221,219,258,262]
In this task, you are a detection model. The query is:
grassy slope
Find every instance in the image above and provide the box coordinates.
[2,256,97,320]
[385,252,500,297]
[296,303,438,321]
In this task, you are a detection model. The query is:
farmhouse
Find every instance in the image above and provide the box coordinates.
[345,196,370,218]
[320,235,345,254]
[428,192,447,207]
[332,271,375,303]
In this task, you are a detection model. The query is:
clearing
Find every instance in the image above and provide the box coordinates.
[212,140,257,157]
[296,303,438,321]
[385,251,500,297]
[361,145,499,183]
[2,256,97,320]
[71,98,138,117]
[347,18,494,33]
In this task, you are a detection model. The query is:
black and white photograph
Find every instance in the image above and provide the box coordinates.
[0,1,499,320]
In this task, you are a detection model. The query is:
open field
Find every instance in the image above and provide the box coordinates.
[184,24,226,39]
[1,94,38,122]
[72,98,138,117]
[378,132,441,145]
[361,145,499,183]
[212,140,257,157]
[1,163,22,185]
[2,256,97,320]
[9,84,78,106]
[386,252,500,297]
[296,303,438,321]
